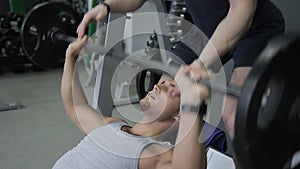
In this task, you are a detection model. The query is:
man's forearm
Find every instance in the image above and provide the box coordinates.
[72,68,89,106]
[173,113,206,169]
[199,0,257,67]
[61,55,80,128]
[105,0,146,13]
[61,55,88,128]
[61,55,88,106]
[61,56,76,110]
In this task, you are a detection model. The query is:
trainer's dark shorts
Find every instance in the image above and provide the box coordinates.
[172,6,285,69]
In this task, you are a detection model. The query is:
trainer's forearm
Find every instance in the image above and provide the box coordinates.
[199,0,257,66]
[173,113,206,169]
[105,0,146,13]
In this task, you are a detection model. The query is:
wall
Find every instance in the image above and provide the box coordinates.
[272,0,300,32]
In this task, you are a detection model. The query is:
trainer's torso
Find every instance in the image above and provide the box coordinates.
[184,0,283,38]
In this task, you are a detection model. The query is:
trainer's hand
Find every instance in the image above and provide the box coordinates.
[77,3,109,38]
[167,60,209,98]
[189,59,208,80]
[175,66,210,106]
[66,35,88,59]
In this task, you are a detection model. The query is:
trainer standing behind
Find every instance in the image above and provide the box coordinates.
[76,0,285,140]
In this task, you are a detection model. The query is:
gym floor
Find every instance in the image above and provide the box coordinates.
[0,63,233,169]
[0,68,84,169]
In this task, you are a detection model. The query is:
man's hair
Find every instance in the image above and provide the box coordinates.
[151,69,173,85]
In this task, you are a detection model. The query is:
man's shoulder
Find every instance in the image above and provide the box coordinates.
[139,144,173,169]
[104,117,126,124]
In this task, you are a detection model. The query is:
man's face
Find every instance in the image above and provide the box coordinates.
[140,74,180,122]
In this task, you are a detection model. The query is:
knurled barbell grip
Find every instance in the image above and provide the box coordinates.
[225,85,241,97]
[196,78,241,97]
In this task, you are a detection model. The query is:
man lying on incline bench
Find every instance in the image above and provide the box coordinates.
[52,36,211,169]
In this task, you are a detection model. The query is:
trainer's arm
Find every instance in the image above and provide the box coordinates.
[77,0,146,37]
[106,0,146,13]
[196,0,257,66]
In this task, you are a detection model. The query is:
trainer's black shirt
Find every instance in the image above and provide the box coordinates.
[184,0,283,38]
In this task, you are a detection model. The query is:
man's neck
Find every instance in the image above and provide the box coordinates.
[129,120,175,139]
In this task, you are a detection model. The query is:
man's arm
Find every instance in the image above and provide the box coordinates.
[171,66,209,169]
[61,38,85,132]
[61,36,121,134]
[172,112,206,169]
[195,0,257,67]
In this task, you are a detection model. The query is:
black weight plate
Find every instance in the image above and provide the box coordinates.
[234,35,300,169]
[21,2,81,68]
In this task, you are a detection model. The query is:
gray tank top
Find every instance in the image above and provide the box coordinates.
[52,121,173,169]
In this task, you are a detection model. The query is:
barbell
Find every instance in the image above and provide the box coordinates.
[21,2,300,169]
